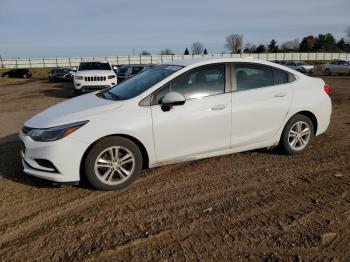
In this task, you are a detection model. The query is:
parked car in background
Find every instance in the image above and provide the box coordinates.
[323,60,350,75]
[271,60,287,66]
[116,65,131,82]
[2,68,32,78]
[285,61,314,74]
[20,57,331,190]
[117,64,154,82]
[73,61,117,95]
[49,68,73,82]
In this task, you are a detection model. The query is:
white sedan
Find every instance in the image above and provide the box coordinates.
[20,58,332,190]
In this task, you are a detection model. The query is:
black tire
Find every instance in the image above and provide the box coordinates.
[279,114,314,155]
[84,136,143,190]
[324,69,331,76]
[74,89,82,96]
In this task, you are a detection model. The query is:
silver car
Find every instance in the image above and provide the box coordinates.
[323,60,350,76]
[285,61,314,74]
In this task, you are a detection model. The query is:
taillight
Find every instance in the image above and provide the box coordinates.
[324,84,331,96]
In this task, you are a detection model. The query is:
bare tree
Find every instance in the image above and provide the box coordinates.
[243,42,256,53]
[140,50,151,56]
[281,38,300,51]
[191,41,204,55]
[225,34,243,54]
[160,48,173,55]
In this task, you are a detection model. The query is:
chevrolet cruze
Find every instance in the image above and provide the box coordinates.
[20,58,332,190]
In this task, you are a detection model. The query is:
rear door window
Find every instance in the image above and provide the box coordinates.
[234,63,274,91]
[273,68,289,85]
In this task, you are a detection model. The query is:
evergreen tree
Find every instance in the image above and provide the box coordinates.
[268,39,278,52]
[184,48,190,55]
[255,44,266,53]
[203,48,208,55]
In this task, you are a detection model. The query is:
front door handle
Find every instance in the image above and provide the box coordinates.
[211,104,227,111]
[274,92,286,98]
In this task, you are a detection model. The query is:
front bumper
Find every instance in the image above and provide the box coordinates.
[74,79,117,92]
[19,132,89,182]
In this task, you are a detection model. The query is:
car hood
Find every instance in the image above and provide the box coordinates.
[25,93,122,128]
[75,70,115,76]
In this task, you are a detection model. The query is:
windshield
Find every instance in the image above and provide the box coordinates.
[101,64,183,100]
[79,62,111,71]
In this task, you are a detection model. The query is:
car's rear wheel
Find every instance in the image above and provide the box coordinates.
[280,114,314,155]
[84,137,143,190]
[325,69,331,76]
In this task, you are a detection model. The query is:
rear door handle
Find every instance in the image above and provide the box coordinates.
[274,92,286,98]
[211,104,227,111]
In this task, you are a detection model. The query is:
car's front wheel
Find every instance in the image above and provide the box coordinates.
[280,114,314,155]
[84,137,143,190]
[324,69,331,76]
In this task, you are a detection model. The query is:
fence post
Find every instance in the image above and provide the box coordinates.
[117,56,119,65]
[69,57,71,67]
[43,58,45,68]
[307,52,309,61]
[15,59,18,68]
[29,57,31,68]
[0,56,3,68]
[323,52,325,60]
[139,55,141,64]
[56,57,58,68]
[331,53,333,60]
[128,56,130,65]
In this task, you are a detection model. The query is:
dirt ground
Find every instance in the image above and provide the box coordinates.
[0,76,349,261]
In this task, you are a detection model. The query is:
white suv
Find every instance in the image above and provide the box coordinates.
[73,61,117,95]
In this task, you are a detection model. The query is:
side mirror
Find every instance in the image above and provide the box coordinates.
[161,92,186,112]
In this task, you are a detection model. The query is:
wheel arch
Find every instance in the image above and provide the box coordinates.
[79,134,150,180]
[287,110,318,135]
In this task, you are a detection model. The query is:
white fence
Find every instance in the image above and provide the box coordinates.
[1,52,349,69]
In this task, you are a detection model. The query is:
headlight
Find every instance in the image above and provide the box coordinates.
[108,75,116,79]
[27,121,88,142]
[75,75,83,80]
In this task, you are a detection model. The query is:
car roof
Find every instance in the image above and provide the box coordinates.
[165,57,283,68]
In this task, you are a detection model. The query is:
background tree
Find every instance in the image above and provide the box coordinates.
[243,42,256,53]
[191,41,204,55]
[140,50,151,56]
[268,39,278,52]
[184,48,190,55]
[315,33,336,51]
[336,38,350,52]
[160,48,173,55]
[203,48,208,55]
[299,35,318,52]
[280,39,300,52]
[225,34,243,54]
[255,44,266,53]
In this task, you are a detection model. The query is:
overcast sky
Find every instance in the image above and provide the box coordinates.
[0,0,349,58]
